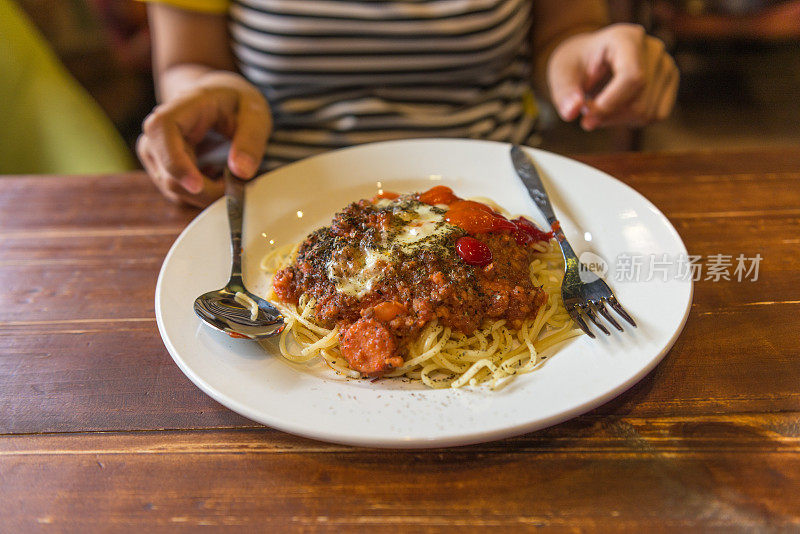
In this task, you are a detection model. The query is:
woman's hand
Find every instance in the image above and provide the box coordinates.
[546,23,679,130]
[136,70,271,207]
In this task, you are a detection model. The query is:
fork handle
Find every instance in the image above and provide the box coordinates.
[511,145,558,225]
[510,146,578,263]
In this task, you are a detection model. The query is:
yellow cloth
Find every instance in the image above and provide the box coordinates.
[0,0,133,174]
[139,0,229,14]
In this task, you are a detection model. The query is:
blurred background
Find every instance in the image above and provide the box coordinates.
[546,0,800,153]
[7,0,800,172]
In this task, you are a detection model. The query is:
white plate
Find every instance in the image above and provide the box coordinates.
[156,139,692,448]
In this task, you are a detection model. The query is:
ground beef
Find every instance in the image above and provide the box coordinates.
[273,196,548,375]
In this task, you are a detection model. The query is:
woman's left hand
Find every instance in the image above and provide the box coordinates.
[546,23,679,130]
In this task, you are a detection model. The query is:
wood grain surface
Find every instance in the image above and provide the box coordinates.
[1,149,799,531]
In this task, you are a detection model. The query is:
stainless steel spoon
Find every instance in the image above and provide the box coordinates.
[193,168,285,340]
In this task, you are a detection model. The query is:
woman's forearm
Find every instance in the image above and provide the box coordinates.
[158,63,223,102]
[147,3,235,102]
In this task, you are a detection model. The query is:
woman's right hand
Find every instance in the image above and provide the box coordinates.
[136,70,271,207]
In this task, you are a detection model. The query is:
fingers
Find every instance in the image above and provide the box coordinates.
[583,45,611,96]
[229,90,271,178]
[656,57,680,120]
[546,24,678,130]
[137,132,223,207]
[162,174,225,208]
[581,26,678,129]
[589,26,647,123]
[172,176,225,208]
[644,53,670,120]
[136,73,272,206]
[137,133,182,204]
[142,108,206,194]
[546,43,587,122]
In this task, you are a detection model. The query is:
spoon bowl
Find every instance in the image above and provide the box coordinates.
[194,287,284,340]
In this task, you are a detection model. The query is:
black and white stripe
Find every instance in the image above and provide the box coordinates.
[229,0,538,168]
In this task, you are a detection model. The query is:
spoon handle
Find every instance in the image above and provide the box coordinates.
[225,167,247,290]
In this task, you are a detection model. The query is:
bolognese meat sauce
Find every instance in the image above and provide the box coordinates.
[272,186,550,376]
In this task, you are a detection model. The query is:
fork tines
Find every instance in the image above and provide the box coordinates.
[568,297,636,339]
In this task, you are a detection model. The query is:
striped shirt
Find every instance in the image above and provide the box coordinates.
[155,0,540,168]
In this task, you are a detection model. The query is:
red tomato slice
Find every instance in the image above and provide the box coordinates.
[447,200,517,234]
[447,200,494,214]
[455,236,493,266]
[418,185,459,205]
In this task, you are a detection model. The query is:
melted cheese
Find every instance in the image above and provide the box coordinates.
[393,203,454,253]
[327,248,392,297]
[327,198,458,297]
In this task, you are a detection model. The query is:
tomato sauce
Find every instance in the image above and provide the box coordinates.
[272,188,552,376]
[371,191,399,202]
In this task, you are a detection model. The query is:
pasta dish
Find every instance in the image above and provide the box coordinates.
[260,186,580,389]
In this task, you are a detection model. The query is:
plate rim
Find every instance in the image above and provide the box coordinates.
[155,138,693,448]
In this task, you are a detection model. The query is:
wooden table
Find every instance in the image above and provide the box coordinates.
[2,148,799,531]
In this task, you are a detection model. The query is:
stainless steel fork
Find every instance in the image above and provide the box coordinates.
[510,145,636,338]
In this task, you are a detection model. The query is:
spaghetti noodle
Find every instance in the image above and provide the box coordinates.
[260,187,581,389]
[234,291,259,320]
